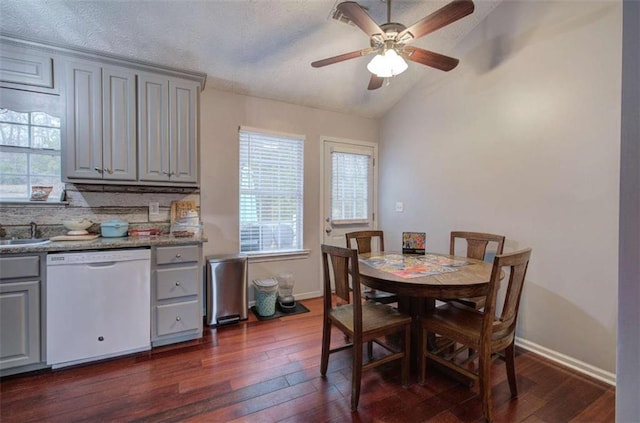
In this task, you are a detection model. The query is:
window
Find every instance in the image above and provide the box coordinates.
[239,127,304,253]
[0,108,63,201]
[331,150,371,223]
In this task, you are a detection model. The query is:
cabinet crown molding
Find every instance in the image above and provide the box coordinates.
[0,32,207,90]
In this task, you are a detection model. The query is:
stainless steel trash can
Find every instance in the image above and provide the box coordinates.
[205,254,248,326]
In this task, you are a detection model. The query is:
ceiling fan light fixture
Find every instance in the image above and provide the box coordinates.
[367,49,408,78]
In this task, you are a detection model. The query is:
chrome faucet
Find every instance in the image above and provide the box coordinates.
[30,222,37,239]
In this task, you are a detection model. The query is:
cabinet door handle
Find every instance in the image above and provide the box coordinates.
[162,171,170,175]
[175,253,182,259]
[175,281,181,286]
[94,167,103,173]
[176,316,181,321]
[104,168,113,174]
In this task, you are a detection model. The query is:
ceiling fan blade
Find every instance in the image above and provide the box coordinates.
[367,75,384,90]
[403,46,459,71]
[311,48,375,68]
[397,0,474,43]
[336,1,384,38]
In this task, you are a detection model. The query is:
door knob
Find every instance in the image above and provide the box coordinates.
[325,227,332,234]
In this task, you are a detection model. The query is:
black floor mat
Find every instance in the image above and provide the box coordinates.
[250,302,310,321]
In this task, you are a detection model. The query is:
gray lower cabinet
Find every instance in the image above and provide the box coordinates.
[0,254,46,375]
[151,244,203,346]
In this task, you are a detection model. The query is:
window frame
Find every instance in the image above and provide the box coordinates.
[329,146,373,226]
[0,89,64,203]
[238,126,306,256]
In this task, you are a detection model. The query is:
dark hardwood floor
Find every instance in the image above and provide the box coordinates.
[1,297,615,422]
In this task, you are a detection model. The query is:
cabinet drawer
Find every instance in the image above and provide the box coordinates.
[156,266,198,300]
[156,300,200,336]
[0,256,40,280]
[155,245,199,265]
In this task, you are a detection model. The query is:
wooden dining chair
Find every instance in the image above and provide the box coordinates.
[419,248,532,423]
[448,231,505,310]
[345,230,397,304]
[320,244,411,411]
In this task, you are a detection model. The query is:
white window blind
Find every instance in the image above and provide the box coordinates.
[331,150,370,223]
[239,128,304,253]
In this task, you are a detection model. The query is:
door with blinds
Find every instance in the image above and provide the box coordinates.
[322,138,378,248]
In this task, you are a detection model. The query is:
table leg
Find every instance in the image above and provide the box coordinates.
[397,296,436,368]
[397,296,472,386]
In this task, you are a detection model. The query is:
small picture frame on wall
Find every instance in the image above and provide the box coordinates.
[402,232,426,254]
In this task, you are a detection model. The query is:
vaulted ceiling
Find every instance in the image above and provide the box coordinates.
[0,0,499,118]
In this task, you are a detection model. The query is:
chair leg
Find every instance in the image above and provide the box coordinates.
[367,341,373,360]
[320,318,331,376]
[505,341,518,397]
[479,352,493,423]
[401,324,410,387]
[351,339,363,411]
[418,326,427,386]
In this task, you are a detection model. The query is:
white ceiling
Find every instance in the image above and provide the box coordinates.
[0,0,500,118]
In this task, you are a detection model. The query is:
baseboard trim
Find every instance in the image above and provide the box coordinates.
[248,291,321,308]
[293,291,321,301]
[515,336,616,386]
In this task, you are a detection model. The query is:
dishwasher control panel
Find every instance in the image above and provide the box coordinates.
[47,249,150,265]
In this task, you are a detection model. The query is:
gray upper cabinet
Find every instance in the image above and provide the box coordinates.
[103,66,137,180]
[2,35,205,187]
[139,74,199,185]
[0,44,58,95]
[64,59,137,181]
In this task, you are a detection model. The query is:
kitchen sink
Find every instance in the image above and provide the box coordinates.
[0,238,50,247]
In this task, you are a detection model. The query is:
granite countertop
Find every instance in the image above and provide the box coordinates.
[0,234,208,254]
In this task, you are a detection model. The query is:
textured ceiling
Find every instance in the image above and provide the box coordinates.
[0,0,499,118]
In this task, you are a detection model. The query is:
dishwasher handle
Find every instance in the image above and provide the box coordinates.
[86,262,116,268]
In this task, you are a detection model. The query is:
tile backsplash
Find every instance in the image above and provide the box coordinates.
[0,183,200,239]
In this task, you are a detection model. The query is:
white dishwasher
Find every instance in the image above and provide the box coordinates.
[46,249,151,368]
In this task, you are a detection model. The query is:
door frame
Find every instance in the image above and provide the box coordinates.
[319,136,379,288]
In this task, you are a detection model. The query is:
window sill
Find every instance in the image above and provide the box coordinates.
[245,249,311,263]
[0,200,69,206]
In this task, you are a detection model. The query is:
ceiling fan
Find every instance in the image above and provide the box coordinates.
[311,0,475,90]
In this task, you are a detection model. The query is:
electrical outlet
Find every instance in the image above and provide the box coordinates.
[395,202,404,212]
[149,202,160,216]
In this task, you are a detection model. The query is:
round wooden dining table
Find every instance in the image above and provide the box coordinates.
[357,251,494,300]
[357,251,495,370]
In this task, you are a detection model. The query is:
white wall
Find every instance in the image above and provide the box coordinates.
[379,1,621,376]
[199,89,378,301]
